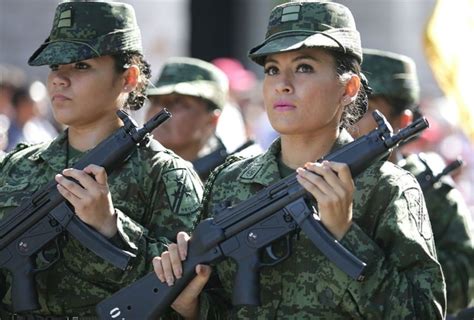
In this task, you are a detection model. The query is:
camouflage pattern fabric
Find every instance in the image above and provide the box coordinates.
[28,1,142,66]
[147,57,229,110]
[400,153,474,315]
[249,1,362,65]
[200,130,446,319]
[362,49,420,106]
[0,131,203,316]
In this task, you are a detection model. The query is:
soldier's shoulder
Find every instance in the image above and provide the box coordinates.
[138,138,194,168]
[216,153,260,179]
[358,159,419,194]
[0,142,47,169]
[400,152,445,176]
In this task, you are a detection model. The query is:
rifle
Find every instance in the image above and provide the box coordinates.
[0,109,171,313]
[416,156,463,191]
[96,110,428,320]
[192,139,256,181]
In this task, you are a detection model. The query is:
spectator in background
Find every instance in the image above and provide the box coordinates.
[146,57,257,181]
[6,81,58,151]
[0,64,27,152]
[353,48,474,316]
[213,57,277,150]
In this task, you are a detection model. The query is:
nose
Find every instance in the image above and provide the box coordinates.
[50,68,70,88]
[275,70,293,94]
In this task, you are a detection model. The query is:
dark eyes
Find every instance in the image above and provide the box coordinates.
[74,62,89,69]
[264,66,278,76]
[48,62,90,71]
[263,63,314,76]
[296,63,313,73]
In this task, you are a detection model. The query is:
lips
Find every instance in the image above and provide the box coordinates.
[273,100,296,111]
[51,93,70,102]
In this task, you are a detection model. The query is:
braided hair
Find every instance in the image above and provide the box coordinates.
[331,50,371,130]
[113,51,152,111]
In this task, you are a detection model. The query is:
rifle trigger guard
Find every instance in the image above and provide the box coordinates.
[261,235,292,267]
[36,238,62,272]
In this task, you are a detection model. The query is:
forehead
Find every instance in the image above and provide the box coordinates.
[263,47,336,65]
[150,93,208,106]
[52,55,116,67]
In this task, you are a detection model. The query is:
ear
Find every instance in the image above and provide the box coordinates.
[122,65,140,92]
[341,74,361,106]
[209,109,221,127]
[399,109,413,128]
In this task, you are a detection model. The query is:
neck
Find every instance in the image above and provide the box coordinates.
[389,149,403,164]
[280,130,339,169]
[174,134,216,162]
[176,145,201,162]
[67,117,122,152]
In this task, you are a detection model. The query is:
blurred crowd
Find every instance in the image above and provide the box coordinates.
[0,64,59,154]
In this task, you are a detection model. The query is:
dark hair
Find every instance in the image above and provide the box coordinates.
[113,51,151,111]
[11,87,31,109]
[331,50,369,130]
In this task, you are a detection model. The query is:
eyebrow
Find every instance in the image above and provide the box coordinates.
[265,54,321,65]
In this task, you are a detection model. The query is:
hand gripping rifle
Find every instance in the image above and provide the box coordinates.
[0,109,171,313]
[96,110,429,320]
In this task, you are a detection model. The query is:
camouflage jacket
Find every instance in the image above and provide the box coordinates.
[200,130,446,319]
[400,153,474,315]
[0,131,203,316]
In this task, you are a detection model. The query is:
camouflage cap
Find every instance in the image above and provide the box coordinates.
[28,1,142,66]
[248,1,362,65]
[363,49,420,105]
[147,57,229,110]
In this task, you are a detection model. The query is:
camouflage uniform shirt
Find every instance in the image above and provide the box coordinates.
[201,130,446,319]
[400,153,474,314]
[0,131,203,316]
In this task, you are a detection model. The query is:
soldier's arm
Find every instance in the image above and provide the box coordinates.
[337,166,446,319]
[426,184,474,314]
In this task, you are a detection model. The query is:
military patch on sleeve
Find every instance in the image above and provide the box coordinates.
[162,168,201,215]
[404,188,433,241]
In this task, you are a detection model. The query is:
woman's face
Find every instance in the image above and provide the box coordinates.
[262,48,347,136]
[47,55,125,128]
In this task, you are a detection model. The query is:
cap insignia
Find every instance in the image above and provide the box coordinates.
[57,9,72,28]
[281,5,301,23]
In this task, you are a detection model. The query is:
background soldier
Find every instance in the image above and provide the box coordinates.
[354,48,474,317]
[146,57,257,181]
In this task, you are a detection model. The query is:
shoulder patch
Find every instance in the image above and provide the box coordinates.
[162,168,201,215]
[403,187,433,241]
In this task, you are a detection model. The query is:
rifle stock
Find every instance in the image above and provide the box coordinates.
[0,109,171,313]
[96,110,429,320]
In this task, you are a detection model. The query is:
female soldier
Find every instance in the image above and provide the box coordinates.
[0,1,202,318]
[153,1,446,319]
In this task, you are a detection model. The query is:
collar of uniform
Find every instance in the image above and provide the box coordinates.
[237,137,282,186]
[237,129,354,186]
[27,130,69,173]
